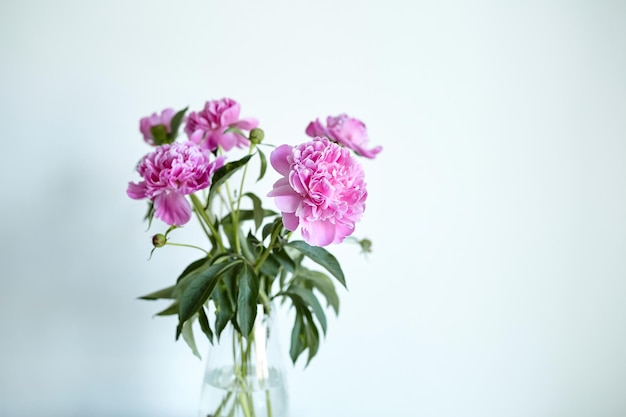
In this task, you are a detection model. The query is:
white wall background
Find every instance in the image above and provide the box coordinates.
[1,1,625,416]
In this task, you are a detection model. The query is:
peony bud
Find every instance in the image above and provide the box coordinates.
[358,238,372,254]
[152,233,167,247]
[249,128,265,145]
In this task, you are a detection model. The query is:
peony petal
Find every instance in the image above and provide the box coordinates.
[213,155,227,171]
[188,130,205,145]
[302,220,336,247]
[139,118,152,140]
[127,181,148,200]
[153,191,192,226]
[162,108,175,129]
[268,180,302,212]
[219,102,240,126]
[235,117,259,130]
[305,119,330,138]
[354,144,383,159]
[267,178,294,196]
[333,222,355,244]
[281,212,300,231]
[270,144,293,175]
[215,132,237,151]
[273,195,301,212]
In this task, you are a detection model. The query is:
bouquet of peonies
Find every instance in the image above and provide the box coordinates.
[127,97,380,415]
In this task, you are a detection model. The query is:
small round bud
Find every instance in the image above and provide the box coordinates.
[152,233,167,247]
[249,128,265,144]
[359,238,372,254]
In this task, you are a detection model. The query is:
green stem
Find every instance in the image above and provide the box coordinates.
[227,400,237,417]
[253,224,282,274]
[230,145,256,256]
[235,145,255,216]
[213,390,233,417]
[194,211,212,240]
[214,315,277,417]
[258,290,271,314]
[163,241,209,255]
[236,333,257,417]
[238,392,253,417]
[239,332,247,377]
[190,194,225,251]
[265,389,273,417]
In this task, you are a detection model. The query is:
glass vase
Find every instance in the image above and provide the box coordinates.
[198,304,289,417]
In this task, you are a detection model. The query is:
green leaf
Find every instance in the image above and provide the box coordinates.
[221,221,237,251]
[143,201,155,229]
[178,261,240,324]
[262,217,283,242]
[221,209,277,226]
[262,222,273,242]
[303,310,320,365]
[155,301,179,316]
[150,124,170,145]
[173,258,212,301]
[279,268,289,293]
[181,319,201,359]
[212,265,237,340]
[244,192,264,231]
[259,252,281,279]
[176,257,209,284]
[286,241,346,288]
[139,285,175,300]
[169,107,188,140]
[207,226,219,257]
[257,149,267,182]
[198,307,214,344]
[209,155,253,199]
[287,300,320,365]
[236,264,259,337]
[240,230,258,264]
[295,269,340,315]
[272,248,296,273]
[289,310,306,364]
[287,286,327,335]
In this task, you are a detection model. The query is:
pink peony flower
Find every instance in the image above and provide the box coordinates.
[127,142,225,226]
[140,108,175,145]
[268,137,367,246]
[305,114,382,159]
[185,98,258,152]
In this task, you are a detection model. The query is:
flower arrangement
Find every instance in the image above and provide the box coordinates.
[127,98,380,416]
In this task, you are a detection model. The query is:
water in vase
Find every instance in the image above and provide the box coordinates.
[198,365,289,417]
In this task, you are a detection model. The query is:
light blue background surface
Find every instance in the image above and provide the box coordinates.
[1,1,625,416]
